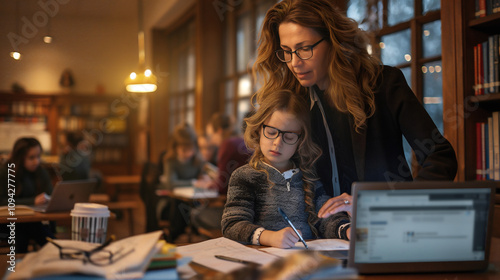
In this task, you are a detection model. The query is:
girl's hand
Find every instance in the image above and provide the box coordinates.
[34,192,49,205]
[318,193,353,218]
[259,228,300,248]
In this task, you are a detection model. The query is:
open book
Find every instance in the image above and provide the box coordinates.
[8,231,163,280]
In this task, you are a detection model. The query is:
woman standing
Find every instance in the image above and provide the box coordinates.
[253,0,457,217]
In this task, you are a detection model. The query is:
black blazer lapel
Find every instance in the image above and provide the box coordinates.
[349,116,366,181]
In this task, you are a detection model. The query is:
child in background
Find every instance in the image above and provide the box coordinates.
[157,123,206,242]
[0,137,55,252]
[222,90,351,248]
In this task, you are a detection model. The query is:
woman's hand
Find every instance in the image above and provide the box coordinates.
[318,193,353,218]
[34,192,49,205]
[259,228,300,248]
[193,176,212,189]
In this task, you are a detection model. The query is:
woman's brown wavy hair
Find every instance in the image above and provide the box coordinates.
[244,89,322,237]
[253,0,382,132]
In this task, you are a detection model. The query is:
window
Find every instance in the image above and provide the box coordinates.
[222,0,276,133]
[347,0,441,175]
[166,19,196,130]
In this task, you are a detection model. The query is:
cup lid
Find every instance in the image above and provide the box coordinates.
[71,203,110,217]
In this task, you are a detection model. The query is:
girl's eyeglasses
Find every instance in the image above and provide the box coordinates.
[262,124,301,145]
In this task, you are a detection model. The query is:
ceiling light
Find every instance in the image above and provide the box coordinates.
[125,0,157,93]
[10,52,21,60]
[43,35,52,44]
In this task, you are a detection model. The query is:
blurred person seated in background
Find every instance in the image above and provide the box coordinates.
[58,132,91,181]
[0,137,55,253]
[198,133,218,166]
[157,123,206,242]
[191,112,253,233]
[197,133,218,180]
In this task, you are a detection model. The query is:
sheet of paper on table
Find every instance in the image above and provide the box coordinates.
[177,237,279,274]
[173,186,218,199]
[259,239,349,258]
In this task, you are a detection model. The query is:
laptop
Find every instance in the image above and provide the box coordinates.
[347,181,497,274]
[30,179,97,213]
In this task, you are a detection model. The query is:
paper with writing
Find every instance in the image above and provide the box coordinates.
[259,239,349,258]
[177,237,279,273]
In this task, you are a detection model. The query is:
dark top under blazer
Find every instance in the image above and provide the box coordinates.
[310,66,458,197]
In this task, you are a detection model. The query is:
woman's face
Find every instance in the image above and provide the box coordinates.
[260,110,301,172]
[278,22,330,90]
[24,146,41,172]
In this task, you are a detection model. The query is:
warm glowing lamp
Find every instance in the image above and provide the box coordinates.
[10,52,21,60]
[125,69,157,92]
[125,0,157,93]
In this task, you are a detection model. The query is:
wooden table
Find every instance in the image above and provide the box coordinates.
[188,237,500,279]
[103,175,141,201]
[0,212,72,224]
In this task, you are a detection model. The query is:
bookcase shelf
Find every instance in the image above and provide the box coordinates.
[0,92,136,176]
[461,0,500,181]
[469,12,500,32]
[470,93,500,111]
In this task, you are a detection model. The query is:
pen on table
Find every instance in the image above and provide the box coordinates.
[214,255,260,266]
[278,207,309,249]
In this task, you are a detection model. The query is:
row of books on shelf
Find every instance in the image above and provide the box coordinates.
[93,147,125,163]
[0,116,46,124]
[476,111,500,180]
[475,0,500,17]
[59,116,127,133]
[57,132,128,147]
[59,103,111,118]
[474,34,500,95]
[0,101,48,116]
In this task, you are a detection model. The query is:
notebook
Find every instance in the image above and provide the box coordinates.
[347,180,497,274]
[30,179,97,213]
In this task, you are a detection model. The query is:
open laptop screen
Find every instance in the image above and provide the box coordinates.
[349,181,496,274]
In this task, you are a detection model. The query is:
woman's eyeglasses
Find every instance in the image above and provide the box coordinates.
[275,38,325,63]
[262,124,301,145]
[46,235,126,266]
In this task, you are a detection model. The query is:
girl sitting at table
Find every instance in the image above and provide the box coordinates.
[0,137,55,253]
[221,90,350,248]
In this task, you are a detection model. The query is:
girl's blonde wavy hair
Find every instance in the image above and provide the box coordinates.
[244,89,322,237]
[253,0,382,132]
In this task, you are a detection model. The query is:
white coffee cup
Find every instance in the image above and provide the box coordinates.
[71,203,110,244]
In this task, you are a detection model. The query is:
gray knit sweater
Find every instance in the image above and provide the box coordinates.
[222,163,350,244]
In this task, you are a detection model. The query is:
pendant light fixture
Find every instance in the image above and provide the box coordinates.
[10,0,22,60]
[125,0,157,93]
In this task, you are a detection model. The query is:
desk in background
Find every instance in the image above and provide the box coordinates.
[0,212,72,224]
[103,175,141,201]
[156,188,226,241]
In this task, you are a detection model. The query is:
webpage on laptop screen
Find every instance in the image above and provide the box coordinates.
[354,188,490,263]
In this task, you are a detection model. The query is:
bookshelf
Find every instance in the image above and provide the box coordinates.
[462,1,500,181]
[0,93,57,155]
[441,1,499,182]
[0,92,136,175]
